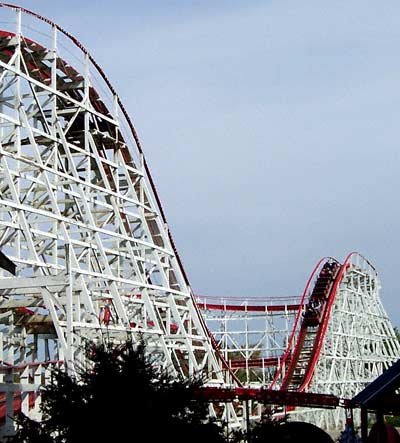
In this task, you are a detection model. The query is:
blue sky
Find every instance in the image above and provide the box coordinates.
[7,1,400,323]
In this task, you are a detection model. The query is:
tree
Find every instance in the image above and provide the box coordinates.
[246,408,286,442]
[246,413,333,443]
[12,341,226,443]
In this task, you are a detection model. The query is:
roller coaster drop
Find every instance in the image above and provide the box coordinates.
[0,4,397,437]
[200,253,400,429]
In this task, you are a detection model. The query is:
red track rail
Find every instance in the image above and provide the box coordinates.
[270,253,368,395]
[296,252,364,391]
[199,254,369,399]
[197,296,301,374]
[197,302,301,312]
[195,386,340,409]
[0,7,241,386]
[0,2,191,287]
[280,260,341,392]
[0,6,368,413]
[269,257,333,389]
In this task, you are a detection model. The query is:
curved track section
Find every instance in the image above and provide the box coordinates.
[278,258,341,392]
[0,5,398,436]
[198,254,400,430]
[198,295,302,385]
[299,252,400,429]
[0,4,234,389]
[268,257,339,390]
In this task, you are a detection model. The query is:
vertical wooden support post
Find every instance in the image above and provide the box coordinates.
[4,369,15,437]
[245,399,250,442]
[361,407,368,442]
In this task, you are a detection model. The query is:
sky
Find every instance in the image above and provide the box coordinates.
[5,1,400,324]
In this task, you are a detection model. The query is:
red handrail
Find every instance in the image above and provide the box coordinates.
[197,302,301,312]
[269,257,336,389]
[298,252,373,391]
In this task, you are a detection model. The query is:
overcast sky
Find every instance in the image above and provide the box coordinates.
[8,1,400,324]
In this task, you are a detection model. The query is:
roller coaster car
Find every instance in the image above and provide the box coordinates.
[302,305,321,327]
[302,263,340,327]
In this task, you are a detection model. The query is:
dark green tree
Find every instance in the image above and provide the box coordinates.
[12,341,226,443]
[247,408,286,442]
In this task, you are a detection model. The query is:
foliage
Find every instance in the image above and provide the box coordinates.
[385,415,400,427]
[12,341,225,443]
[233,411,334,443]
[247,409,287,442]
[217,408,286,442]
